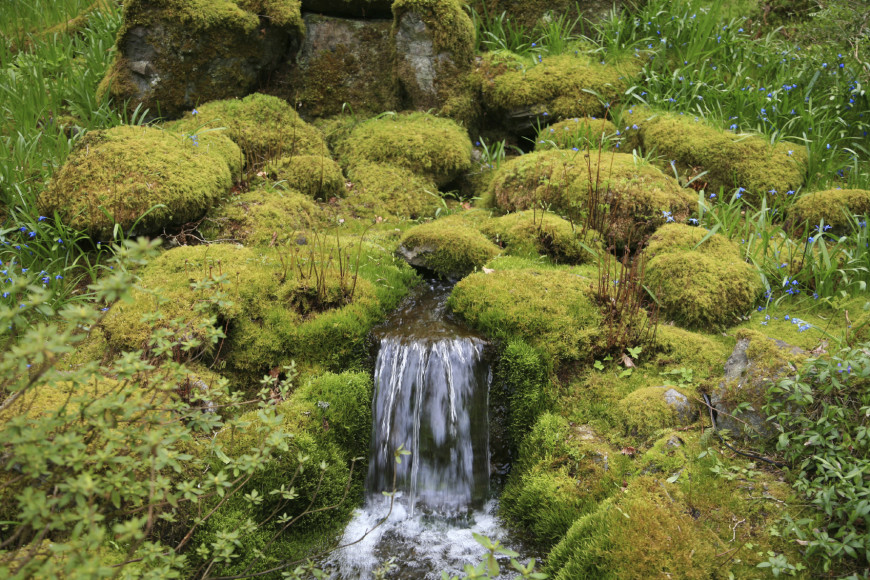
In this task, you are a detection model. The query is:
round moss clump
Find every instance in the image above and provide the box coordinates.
[168,93,327,167]
[535,117,618,151]
[639,113,807,203]
[448,267,602,362]
[483,54,632,120]
[39,125,235,238]
[334,112,473,186]
[342,163,442,220]
[480,210,601,264]
[398,216,501,279]
[486,151,694,248]
[266,155,345,200]
[790,188,870,232]
[617,386,695,438]
[643,224,763,330]
[201,187,326,246]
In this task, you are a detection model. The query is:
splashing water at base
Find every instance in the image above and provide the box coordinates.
[324,281,529,579]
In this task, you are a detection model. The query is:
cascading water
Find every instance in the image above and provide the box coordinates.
[326,280,525,579]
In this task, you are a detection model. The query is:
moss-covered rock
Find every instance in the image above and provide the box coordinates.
[448,266,602,363]
[287,14,398,118]
[710,329,806,439]
[334,112,473,186]
[39,125,236,238]
[480,54,633,135]
[486,150,694,248]
[480,210,601,264]
[341,162,442,221]
[500,413,626,547]
[201,187,327,246]
[653,325,735,381]
[617,386,696,439]
[790,188,870,232]
[497,339,552,442]
[644,224,763,330]
[301,0,392,18]
[393,0,475,112]
[100,0,303,118]
[397,215,501,278]
[102,243,418,384]
[167,94,327,168]
[534,117,618,151]
[639,113,807,203]
[266,155,345,200]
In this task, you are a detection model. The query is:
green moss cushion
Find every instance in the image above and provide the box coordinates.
[486,151,694,248]
[398,215,501,278]
[535,117,619,151]
[342,162,442,220]
[790,188,870,231]
[267,155,346,200]
[480,210,601,264]
[168,93,328,167]
[334,112,473,186]
[643,224,763,330]
[39,125,237,238]
[449,266,602,362]
[639,113,807,203]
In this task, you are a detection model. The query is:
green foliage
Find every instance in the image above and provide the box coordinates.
[765,344,870,574]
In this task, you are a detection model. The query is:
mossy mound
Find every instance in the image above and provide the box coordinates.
[500,413,627,547]
[342,162,442,220]
[497,339,552,442]
[481,54,630,123]
[448,266,602,363]
[102,243,418,383]
[39,125,236,238]
[201,187,326,246]
[334,112,473,186]
[168,93,327,167]
[480,210,601,264]
[302,0,392,17]
[617,386,695,439]
[393,0,475,112]
[644,224,763,330]
[266,155,345,200]
[195,370,371,576]
[790,188,870,232]
[653,325,735,380]
[486,150,694,248]
[534,117,618,151]
[397,215,501,279]
[640,113,807,202]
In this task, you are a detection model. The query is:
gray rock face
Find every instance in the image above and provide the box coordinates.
[709,337,804,440]
[302,0,392,18]
[662,387,695,425]
[103,3,298,119]
[396,243,438,271]
[395,12,444,108]
[288,14,397,117]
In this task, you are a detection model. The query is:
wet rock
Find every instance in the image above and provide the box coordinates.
[289,14,397,117]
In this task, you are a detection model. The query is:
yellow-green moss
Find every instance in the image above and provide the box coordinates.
[653,325,735,380]
[486,150,694,247]
[102,243,418,384]
[341,162,442,221]
[482,54,633,120]
[168,94,327,168]
[334,112,473,186]
[640,113,807,202]
[617,386,693,439]
[448,267,602,362]
[38,125,235,238]
[398,215,501,278]
[790,188,870,231]
[500,413,627,547]
[534,117,618,151]
[266,155,345,200]
[644,224,763,331]
[201,187,326,246]
[480,210,601,264]
[498,338,552,441]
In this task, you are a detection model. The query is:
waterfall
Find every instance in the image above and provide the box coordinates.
[368,336,491,515]
[326,281,522,580]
